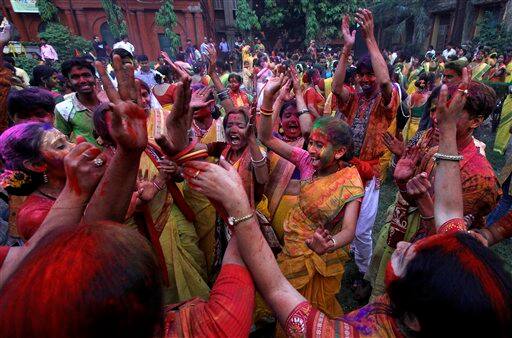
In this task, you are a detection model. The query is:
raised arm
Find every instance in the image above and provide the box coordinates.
[85,55,148,223]
[258,74,297,161]
[247,109,268,185]
[183,160,306,327]
[205,45,235,112]
[157,51,194,156]
[331,15,355,103]
[355,9,393,104]
[434,71,470,228]
[290,66,313,136]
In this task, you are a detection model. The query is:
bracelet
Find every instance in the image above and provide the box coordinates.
[297,108,309,116]
[419,214,435,221]
[171,138,198,161]
[260,107,273,116]
[153,181,165,191]
[251,155,267,167]
[228,212,255,228]
[217,89,229,101]
[432,152,463,163]
[176,149,209,165]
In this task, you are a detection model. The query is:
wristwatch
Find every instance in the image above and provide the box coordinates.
[227,212,254,228]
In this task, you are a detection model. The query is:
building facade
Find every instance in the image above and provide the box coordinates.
[2,0,216,60]
[373,0,512,53]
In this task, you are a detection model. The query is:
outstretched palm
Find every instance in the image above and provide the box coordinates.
[341,15,355,47]
[394,146,421,183]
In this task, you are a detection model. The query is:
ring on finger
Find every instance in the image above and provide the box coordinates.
[93,158,105,167]
[193,170,200,179]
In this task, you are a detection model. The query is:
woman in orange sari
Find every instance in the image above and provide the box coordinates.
[259,75,364,318]
[227,73,252,108]
[302,68,325,121]
[264,78,306,240]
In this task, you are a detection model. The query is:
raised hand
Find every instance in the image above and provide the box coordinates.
[205,45,218,72]
[405,172,431,199]
[354,9,375,41]
[341,15,356,48]
[305,228,335,255]
[382,132,405,157]
[394,145,421,184]
[0,18,12,46]
[160,51,173,66]
[290,66,302,94]
[263,73,287,97]
[246,106,258,141]
[95,55,147,152]
[190,86,214,110]
[64,141,108,197]
[277,78,293,101]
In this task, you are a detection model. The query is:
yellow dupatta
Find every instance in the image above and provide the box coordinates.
[494,95,512,155]
[277,166,364,317]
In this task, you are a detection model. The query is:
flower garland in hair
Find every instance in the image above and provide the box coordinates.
[0,170,31,189]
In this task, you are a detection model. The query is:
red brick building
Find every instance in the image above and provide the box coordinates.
[2,0,216,60]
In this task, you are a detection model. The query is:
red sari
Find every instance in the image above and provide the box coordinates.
[16,194,54,241]
[163,264,254,337]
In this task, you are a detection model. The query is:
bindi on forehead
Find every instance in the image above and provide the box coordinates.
[227,113,246,124]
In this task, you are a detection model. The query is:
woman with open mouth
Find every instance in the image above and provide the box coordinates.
[258,73,364,320]
[263,71,306,242]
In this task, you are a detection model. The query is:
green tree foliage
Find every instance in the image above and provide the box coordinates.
[155,0,181,52]
[235,0,261,34]
[100,0,128,40]
[35,0,58,23]
[475,11,512,53]
[39,23,92,67]
[250,0,367,47]
[13,54,39,76]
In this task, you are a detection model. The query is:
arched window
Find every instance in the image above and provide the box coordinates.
[38,22,47,34]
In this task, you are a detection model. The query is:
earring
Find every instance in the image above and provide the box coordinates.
[43,172,49,184]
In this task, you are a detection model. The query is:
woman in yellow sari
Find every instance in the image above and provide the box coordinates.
[469,51,491,81]
[259,76,364,318]
[494,92,512,155]
[402,73,434,142]
[94,98,210,306]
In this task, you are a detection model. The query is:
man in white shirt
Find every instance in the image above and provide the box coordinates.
[442,44,456,60]
[219,37,229,62]
[113,35,135,55]
[134,54,158,87]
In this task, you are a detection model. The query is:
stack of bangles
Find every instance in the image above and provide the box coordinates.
[217,89,229,102]
[260,108,273,116]
[251,155,267,168]
[172,138,209,166]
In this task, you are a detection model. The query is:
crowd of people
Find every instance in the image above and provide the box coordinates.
[0,8,511,338]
